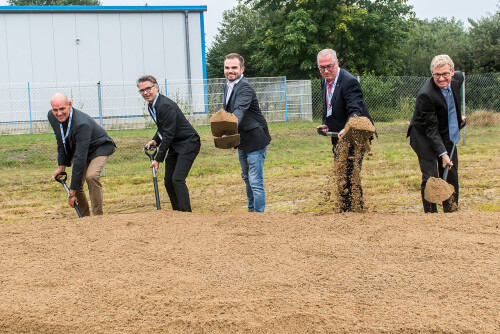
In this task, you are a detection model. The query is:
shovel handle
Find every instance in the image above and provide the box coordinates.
[317,129,339,137]
[54,171,68,184]
[442,143,456,182]
[144,145,158,161]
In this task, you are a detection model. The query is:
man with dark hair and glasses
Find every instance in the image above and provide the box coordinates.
[316,48,374,212]
[137,75,201,212]
[407,54,466,213]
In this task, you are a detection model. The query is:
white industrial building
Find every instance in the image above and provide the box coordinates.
[0,5,207,84]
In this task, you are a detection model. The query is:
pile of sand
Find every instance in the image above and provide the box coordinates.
[327,116,375,213]
[210,109,240,149]
[424,177,455,203]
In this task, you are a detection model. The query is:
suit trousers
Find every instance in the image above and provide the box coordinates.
[164,147,199,212]
[417,145,459,213]
[74,155,109,216]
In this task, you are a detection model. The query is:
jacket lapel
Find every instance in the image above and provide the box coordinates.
[329,69,342,109]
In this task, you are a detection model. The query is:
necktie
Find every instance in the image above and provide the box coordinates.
[226,83,233,105]
[446,87,460,144]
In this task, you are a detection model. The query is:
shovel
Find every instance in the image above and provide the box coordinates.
[424,143,456,204]
[144,145,161,210]
[317,129,339,137]
[54,172,83,218]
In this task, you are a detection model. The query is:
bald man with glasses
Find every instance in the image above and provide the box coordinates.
[407,54,466,213]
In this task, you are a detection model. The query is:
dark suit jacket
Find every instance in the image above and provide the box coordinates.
[321,68,374,133]
[223,76,271,153]
[150,94,200,162]
[48,108,115,190]
[407,71,465,160]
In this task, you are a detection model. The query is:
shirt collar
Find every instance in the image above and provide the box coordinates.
[227,74,244,88]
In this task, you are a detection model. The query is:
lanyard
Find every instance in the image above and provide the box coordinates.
[148,94,162,140]
[59,108,73,154]
[326,68,340,116]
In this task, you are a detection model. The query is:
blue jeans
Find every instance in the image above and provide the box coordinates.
[238,146,267,212]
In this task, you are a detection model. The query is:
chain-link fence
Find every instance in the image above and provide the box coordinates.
[0,73,498,135]
[0,77,312,135]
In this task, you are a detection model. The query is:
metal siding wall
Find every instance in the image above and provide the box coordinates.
[162,13,186,80]
[120,13,144,81]
[97,13,123,82]
[52,14,79,84]
[188,12,203,81]
[75,14,101,82]
[0,10,204,85]
[0,14,9,84]
[5,14,32,83]
[29,13,57,84]
[140,13,165,80]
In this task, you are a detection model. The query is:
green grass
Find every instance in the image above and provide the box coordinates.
[1,121,499,223]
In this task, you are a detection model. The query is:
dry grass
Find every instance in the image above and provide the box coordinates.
[1,121,499,224]
[467,110,500,126]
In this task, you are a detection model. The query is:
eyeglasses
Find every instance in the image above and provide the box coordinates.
[138,85,156,94]
[318,63,336,72]
[432,72,451,79]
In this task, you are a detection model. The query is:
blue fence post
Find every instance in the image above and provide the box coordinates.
[27,82,33,134]
[164,79,168,97]
[97,81,105,176]
[97,81,103,127]
[284,76,288,122]
[462,72,466,146]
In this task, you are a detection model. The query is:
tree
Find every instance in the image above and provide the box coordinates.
[209,0,414,78]
[400,18,470,76]
[468,10,500,73]
[206,4,264,78]
[8,0,100,5]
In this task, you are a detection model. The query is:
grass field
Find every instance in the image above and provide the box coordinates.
[1,121,499,224]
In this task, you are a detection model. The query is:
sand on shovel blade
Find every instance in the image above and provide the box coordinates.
[424,177,455,203]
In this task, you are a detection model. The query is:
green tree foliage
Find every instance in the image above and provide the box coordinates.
[206,4,264,78]
[245,0,413,78]
[400,18,470,76]
[8,0,100,5]
[467,10,500,73]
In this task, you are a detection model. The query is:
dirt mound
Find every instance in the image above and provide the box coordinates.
[342,115,375,146]
[1,211,499,333]
[425,177,455,203]
[210,110,240,149]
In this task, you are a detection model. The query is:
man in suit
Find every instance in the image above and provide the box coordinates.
[48,92,115,216]
[138,75,201,212]
[315,48,374,212]
[223,53,271,212]
[407,54,466,213]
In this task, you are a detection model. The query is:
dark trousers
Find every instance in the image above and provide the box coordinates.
[164,147,199,212]
[332,138,365,212]
[417,145,459,213]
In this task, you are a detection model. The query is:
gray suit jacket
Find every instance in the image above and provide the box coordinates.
[48,108,115,190]
[223,76,271,152]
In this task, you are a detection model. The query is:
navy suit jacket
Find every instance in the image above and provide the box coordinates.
[48,108,115,190]
[150,94,200,162]
[223,76,271,153]
[321,68,374,133]
[407,71,465,160]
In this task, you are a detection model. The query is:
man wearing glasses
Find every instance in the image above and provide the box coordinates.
[138,75,201,212]
[316,48,374,212]
[407,55,466,213]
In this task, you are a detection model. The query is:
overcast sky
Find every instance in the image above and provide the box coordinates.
[0,0,498,48]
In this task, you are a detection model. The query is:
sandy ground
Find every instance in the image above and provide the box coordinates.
[1,211,499,333]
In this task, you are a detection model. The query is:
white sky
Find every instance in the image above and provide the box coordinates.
[0,0,497,48]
